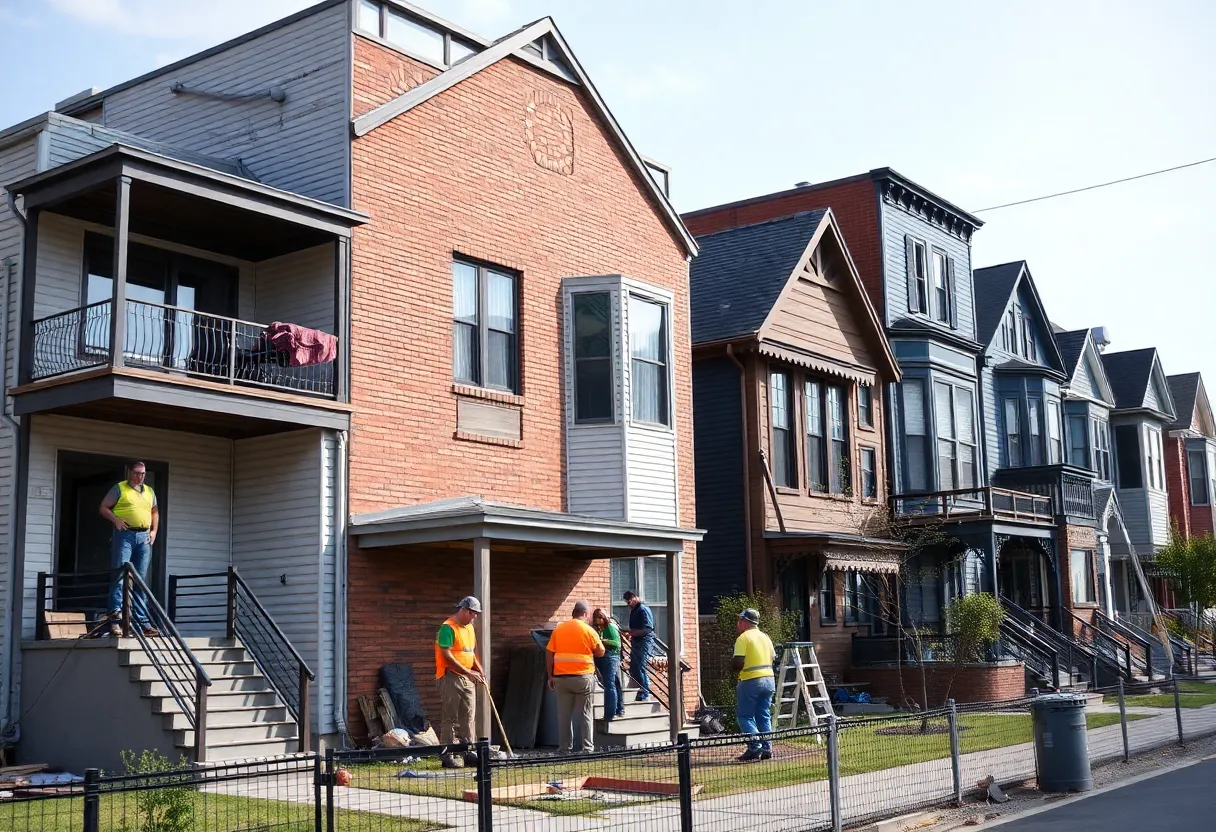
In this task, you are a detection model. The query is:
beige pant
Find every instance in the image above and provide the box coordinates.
[554,673,595,753]
[437,672,476,746]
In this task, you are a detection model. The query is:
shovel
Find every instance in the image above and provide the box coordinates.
[477,677,516,758]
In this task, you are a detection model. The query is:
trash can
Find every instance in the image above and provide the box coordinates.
[1031,693,1092,792]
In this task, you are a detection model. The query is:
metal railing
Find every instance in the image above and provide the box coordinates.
[1068,609,1134,680]
[1095,609,1158,677]
[170,567,314,752]
[851,632,1004,666]
[28,299,336,396]
[998,615,1062,684]
[1002,596,1127,688]
[619,630,690,719]
[991,464,1097,520]
[890,486,1054,524]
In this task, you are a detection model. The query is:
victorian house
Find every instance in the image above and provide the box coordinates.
[1165,373,1216,548]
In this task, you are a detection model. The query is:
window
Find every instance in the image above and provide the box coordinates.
[357,0,381,35]
[828,385,848,493]
[770,371,795,487]
[902,380,928,491]
[806,380,825,491]
[1027,397,1043,466]
[1004,308,1017,353]
[1092,418,1112,481]
[453,260,518,392]
[629,295,669,425]
[844,571,859,624]
[1114,424,1142,488]
[935,382,977,490]
[1005,398,1022,467]
[1189,449,1209,505]
[1147,427,1164,490]
[1068,413,1089,468]
[610,557,668,640]
[1070,550,1096,604]
[906,237,928,314]
[858,384,873,427]
[572,293,613,423]
[1209,446,1216,510]
[931,250,951,324]
[819,570,836,623]
[1047,400,1063,464]
[1020,310,1037,362]
[860,447,877,500]
[357,1,475,68]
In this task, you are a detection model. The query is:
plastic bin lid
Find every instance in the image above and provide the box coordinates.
[1031,692,1088,710]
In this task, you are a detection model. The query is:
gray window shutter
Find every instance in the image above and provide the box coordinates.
[905,236,920,313]
[946,256,958,328]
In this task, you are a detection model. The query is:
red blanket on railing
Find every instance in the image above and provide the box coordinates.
[263,322,338,367]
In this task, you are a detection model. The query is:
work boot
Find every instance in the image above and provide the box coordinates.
[108,621,123,638]
[463,751,480,768]
[759,749,773,761]
[141,625,161,637]
[440,753,464,769]
[737,748,762,762]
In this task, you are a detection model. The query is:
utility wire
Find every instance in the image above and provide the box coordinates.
[973,155,1216,213]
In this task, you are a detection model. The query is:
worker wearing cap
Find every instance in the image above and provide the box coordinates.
[733,608,775,762]
[435,596,485,768]
[546,600,606,753]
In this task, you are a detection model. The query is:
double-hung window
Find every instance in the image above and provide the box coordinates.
[1027,397,1043,466]
[453,260,518,392]
[1047,400,1063,464]
[844,571,860,624]
[1114,424,1142,488]
[1068,413,1089,468]
[629,295,669,425]
[935,382,976,490]
[1092,418,1112,480]
[1005,398,1022,467]
[932,250,951,324]
[819,570,836,623]
[806,380,825,491]
[1189,448,1209,505]
[1146,427,1164,490]
[1004,308,1017,353]
[571,293,613,423]
[828,385,848,493]
[860,447,877,500]
[806,379,848,494]
[858,384,873,428]
[902,380,928,491]
[770,371,795,487]
[1070,550,1096,604]
[907,238,928,314]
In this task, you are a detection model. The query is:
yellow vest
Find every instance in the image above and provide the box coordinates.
[435,617,476,679]
[734,628,775,681]
[112,481,156,529]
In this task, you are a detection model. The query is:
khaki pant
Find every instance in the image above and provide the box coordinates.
[437,673,476,746]
[554,673,595,753]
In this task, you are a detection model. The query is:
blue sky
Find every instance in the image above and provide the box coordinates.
[2,0,1214,385]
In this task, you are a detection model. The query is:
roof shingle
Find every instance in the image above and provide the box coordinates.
[1054,329,1089,378]
[1167,373,1201,431]
[1100,348,1158,411]
[972,261,1025,347]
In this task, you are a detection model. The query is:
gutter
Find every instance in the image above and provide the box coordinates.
[726,344,754,593]
[333,430,350,745]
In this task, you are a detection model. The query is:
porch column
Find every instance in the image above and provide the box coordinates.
[473,537,491,742]
[108,175,132,368]
[17,207,40,384]
[988,532,999,597]
[665,550,683,740]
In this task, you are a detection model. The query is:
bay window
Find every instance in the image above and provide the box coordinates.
[1047,400,1063,464]
[1028,397,1043,466]
[1147,427,1164,490]
[1092,418,1112,481]
[1189,448,1208,505]
[629,295,669,425]
[572,292,613,423]
[902,380,928,492]
[935,382,976,490]
[1068,413,1088,468]
[1005,398,1022,467]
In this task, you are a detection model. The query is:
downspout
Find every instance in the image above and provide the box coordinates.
[726,345,753,594]
[333,430,350,744]
[2,191,26,738]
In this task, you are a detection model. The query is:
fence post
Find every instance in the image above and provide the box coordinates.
[313,752,323,832]
[1117,680,1130,763]
[947,699,962,805]
[475,738,493,832]
[325,748,335,832]
[1173,677,1185,746]
[82,768,100,832]
[676,732,693,832]
[827,714,842,832]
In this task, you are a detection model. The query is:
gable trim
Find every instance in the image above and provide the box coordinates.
[1067,333,1116,406]
[983,262,1067,374]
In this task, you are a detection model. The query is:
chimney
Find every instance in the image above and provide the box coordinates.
[1092,326,1111,351]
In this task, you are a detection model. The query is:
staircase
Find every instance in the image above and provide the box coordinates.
[1001,598,1130,689]
[120,636,301,760]
[593,675,696,748]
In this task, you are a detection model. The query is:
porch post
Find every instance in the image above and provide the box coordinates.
[17,208,40,384]
[108,175,132,368]
[473,537,491,742]
[988,531,1000,597]
[665,550,684,740]
[334,237,350,403]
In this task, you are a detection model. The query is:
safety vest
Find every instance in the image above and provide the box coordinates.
[112,481,156,529]
[434,617,477,680]
[549,619,599,676]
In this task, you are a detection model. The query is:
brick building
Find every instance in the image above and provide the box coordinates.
[1165,373,1216,544]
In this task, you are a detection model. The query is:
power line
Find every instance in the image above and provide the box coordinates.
[973,155,1216,213]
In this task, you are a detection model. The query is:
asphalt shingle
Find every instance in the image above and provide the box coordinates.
[1100,348,1157,411]
[1167,373,1201,431]
[971,261,1025,347]
[1054,329,1089,379]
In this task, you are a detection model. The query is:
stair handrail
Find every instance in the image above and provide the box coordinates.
[619,630,679,713]
[1094,609,1154,676]
[120,563,213,762]
[1001,596,1121,685]
[1068,609,1134,680]
[999,615,1061,684]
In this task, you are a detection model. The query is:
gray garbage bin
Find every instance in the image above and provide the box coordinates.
[1031,693,1092,792]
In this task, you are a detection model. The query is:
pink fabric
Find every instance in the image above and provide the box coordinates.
[264,322,338,367]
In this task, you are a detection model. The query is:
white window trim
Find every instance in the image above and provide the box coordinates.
[623,279,676,433]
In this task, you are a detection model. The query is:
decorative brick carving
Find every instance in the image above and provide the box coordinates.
[389,65,427,97]
[524,91,574,176]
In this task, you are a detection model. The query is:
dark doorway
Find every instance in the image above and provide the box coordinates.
[55,452,168,617]
[999,543,1048,621]
[779,558,810,641]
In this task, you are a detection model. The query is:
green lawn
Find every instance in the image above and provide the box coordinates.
[1105,680,1216,709]
[0,791,440,832]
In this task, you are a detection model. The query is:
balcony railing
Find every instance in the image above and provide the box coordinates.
[991,464,1096,521]
[29,299,336,397]
[890,486,1054,524]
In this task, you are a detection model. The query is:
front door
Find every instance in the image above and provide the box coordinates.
[779,558,809,641]
[999,543,1049,621]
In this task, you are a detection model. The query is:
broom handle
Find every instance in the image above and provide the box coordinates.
[478,678,514,758]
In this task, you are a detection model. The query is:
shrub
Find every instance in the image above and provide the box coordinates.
[118,749,194,832]
[703,591,799,725]
[945,592,1004,664]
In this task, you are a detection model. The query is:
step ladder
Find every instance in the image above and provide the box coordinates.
[774,642,832,731]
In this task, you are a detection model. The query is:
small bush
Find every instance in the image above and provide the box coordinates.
[945,592,1004,663]
[119,749,194,832]
[703,591,799,726]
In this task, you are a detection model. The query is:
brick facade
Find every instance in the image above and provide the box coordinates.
[1165,434,1191,540]
[848,663,1026,708]
[1058,523,1100,624]
[345,35,700,734]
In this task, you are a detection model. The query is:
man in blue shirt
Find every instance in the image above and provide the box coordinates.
[623,591,654,701]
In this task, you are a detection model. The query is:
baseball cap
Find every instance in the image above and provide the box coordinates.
[738,608,761,625]
[457,596,482,613]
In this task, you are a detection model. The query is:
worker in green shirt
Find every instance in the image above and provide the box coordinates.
[592,608,626,721]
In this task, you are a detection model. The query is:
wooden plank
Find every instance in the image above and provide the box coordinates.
[377,688,400,731]
[358,695,384,738]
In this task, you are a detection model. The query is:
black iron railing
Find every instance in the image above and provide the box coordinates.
[170,568,314,752]
[29,299,336,396]
[998,615,1062,684]
[851,632,1005,666]
[1095,609,1158,677]
[991,464,1097,520]
[890,486,1054,524]
[1002,596,1127,687]
[1067,609,1134,680]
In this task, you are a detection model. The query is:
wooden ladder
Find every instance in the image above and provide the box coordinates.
[774,642,832,731]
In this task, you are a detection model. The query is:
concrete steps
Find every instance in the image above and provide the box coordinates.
[591,676,698,748]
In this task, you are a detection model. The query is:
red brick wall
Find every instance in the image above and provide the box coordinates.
[682,178,886,321]
[1059,523,1099,622]
[346,36,700,728]
[849,664,1025,708]
[1165,435,1190,540]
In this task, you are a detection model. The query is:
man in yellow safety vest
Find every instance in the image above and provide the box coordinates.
[434,596,485,768]
[99,461,160,638]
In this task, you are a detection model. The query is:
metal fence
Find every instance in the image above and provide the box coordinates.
[1,681,1210,832]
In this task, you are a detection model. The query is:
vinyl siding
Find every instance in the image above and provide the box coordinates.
[625,425,678,526]
[1143,379,1159,412]
[32,214,83,319]
[1112,488,1150,556]
[1071,352,1098,401]
[1148,489,1169,547]
[981,365,1000,481]
[97,3,350,205]
[567,428,625,519]
[21,415,233,639]
[691,358,745,613]
[879,200,975,341]
[253,243,336,333]
[232,429,333,734]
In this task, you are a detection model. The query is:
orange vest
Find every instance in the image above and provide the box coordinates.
[434,617,477,680]
[548,618,600,676]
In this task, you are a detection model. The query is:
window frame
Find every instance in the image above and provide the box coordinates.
[935,381,977,490]
[901,379,928,492]
[610,556,668,641]
[1189,447,1209,505]
[906,237,929,315]
[819,570,836,623]
[844,571,859,624]
[860,446,878,500]
[452,257,519,393]
[570,291,615,425]
[805,378,825,492]
[1005,397,1023,468]
[628,293,671,427]
[1092,418,1112,481]
[805,378,849,495]
[1069,549,1096,605]
[858,383,873,428]
[1067,412,1089,468]
[1114,423,1143,489]
[827,384,849,494]
[356,0,476,69]
[1146,426,1165,490]
[770,369,796,488]
[1047,399,1063,464]
[930,249,952,324]
[1027,396,1043,466]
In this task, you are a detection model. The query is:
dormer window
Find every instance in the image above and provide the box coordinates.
[356,1,478,69]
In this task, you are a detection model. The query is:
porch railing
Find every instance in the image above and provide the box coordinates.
[991,465,1097,521]
[1094,609,1158,678]
[890,486,1054,524]
[619,631,690,720]
[170,568,314,752]
[1067,609,1134,680]
[850,632,1003,666]
[29,299,336,397]
[1002,596,1126,687]
[33,565,213,762]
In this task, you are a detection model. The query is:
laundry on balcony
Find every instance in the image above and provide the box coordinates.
[262,322,338,367]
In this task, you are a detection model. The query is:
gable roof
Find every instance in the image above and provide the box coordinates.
[1054,329,1088,375]
[1101,348,1176,419]
[1054,328,1115,406]
[352,17,697,257]
[972,260,1065,372]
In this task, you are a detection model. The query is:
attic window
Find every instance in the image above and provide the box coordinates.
[356,0,477,68]
[525,35,577,83]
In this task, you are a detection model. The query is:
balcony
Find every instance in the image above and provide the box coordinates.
[890,486,1054,525]
[991,464,1097,522]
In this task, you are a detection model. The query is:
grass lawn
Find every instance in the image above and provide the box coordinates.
[0,791,440,832]
[1105,680,1216,709]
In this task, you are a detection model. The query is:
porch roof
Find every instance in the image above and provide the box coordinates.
[764,530,905,574]
[351,496,703,555]
[6,143,368,260]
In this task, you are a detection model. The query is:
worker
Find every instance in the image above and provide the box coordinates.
[546,600,606,753]
[732,608,775,762]
[434,596,485,769]
[623,590,654,701]
[99,461,160,638]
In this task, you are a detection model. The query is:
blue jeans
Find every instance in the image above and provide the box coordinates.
[630,635,653,700]
[596,653,623,720]
[736,676,775,752]
[108,530,152,627]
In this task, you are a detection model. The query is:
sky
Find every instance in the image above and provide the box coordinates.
[2,0,1214,386]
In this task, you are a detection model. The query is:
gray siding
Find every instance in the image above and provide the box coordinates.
[32,214,83,320]
[98,3,350,205]
[625,425,678,526]
[1148,489,1169,546]
[1071,352,1098,401]
[981,365,1000,481]
[567,428,625,519]
[253,243,336,333]
[879,200,975,341]
[1144,379,1159,412]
